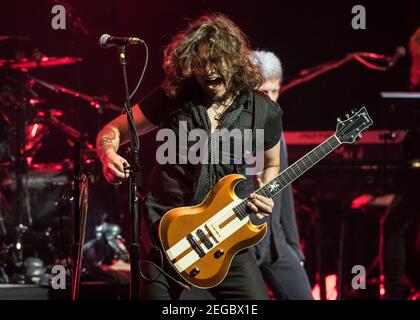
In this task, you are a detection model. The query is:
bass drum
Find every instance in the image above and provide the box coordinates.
[1,158,122,267]
[1,161,71,224]
[0,161,72,265]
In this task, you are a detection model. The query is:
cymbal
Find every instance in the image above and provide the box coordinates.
[0,56,82,70]
[0,59,12,68]
[25,98,46,106]
[0,35,30,42]
[36,109,64,118]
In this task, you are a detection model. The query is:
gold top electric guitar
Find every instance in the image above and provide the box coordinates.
[159,107,373,288]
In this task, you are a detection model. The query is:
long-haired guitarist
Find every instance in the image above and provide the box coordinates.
[96,13,283,300]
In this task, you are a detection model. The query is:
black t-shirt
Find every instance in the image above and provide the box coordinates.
[138,85,283,236]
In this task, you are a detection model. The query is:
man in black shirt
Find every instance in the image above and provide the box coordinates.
[96,14,283,300]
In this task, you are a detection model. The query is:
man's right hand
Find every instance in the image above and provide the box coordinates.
[100,150,130,184]
[96,104,157,184]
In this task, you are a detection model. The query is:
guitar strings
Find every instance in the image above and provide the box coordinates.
[208,136,339,227]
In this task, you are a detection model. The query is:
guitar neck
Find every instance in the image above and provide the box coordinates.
[235,134,341,219]
[258,134,341,198]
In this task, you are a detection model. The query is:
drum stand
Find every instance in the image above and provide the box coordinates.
[11,72,34,277]
[0,69,37,282]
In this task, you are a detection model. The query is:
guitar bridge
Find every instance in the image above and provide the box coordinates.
[187,234,205,257]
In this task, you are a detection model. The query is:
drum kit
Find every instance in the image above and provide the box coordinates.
[0,35,126,285]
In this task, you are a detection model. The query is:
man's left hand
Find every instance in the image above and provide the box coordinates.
[246,193,274,220]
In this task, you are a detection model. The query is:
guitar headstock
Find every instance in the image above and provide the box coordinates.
[335,107,373,144]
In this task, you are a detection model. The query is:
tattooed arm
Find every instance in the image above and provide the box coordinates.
[96,104,157,183]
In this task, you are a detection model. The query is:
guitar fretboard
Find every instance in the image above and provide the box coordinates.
[234,135,341,219]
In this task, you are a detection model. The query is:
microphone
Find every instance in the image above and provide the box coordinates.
[388,46,406,67]
[99,33,143,48]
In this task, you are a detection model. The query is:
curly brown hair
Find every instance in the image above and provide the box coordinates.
[162,13,263,98]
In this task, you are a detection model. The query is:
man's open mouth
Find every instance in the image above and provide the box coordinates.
[206,76,224,88]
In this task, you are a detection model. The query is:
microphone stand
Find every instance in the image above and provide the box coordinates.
[280,51,392,95]
[71,141,89,300]
[117,46,143,300]
[280,54,354,94]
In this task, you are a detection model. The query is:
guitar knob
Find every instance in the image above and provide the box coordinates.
[190,267,200,277]
[214,249,224,259]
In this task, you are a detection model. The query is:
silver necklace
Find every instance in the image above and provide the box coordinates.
[212,106,224,121]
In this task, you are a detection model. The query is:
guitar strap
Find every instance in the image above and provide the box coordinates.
[251,91,268,157]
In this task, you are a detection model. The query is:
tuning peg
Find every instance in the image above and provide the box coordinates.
[358,133,363,139]
[337,117,342,122]
[345,113,350,119]
[351,108,357,114]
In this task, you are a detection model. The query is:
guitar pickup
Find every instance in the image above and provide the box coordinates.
[205,222,223,243]
[196,228,213,250]
[187,234,205,257]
